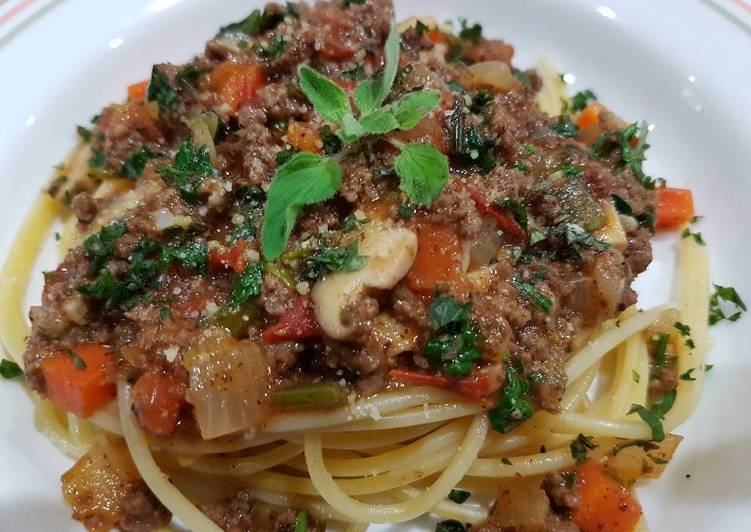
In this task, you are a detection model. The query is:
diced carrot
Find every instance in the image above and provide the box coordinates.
[209,240,248,273]
[656,187,695,230]
[211,62,264,113]
[572,461,642,532]
[132,369,186,437]
[127,80,149,101]
[577,104,601,128]
[41,344,116,418]
[287,122,322,154]
[262,296,323,343]
[389,369,491,403]
[426,29,449,45]
[405,223,467,296]
[460,182,526,240]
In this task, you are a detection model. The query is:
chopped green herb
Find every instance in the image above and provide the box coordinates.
[147,68,179,115]
[674,322,691,336]
[276,145,295,166]
[458,18,482,43]
[551,116,579,137]
[704,364,714,372]
[495,199,527,230]
[226,262,264,309]
[394,143,450,205]
[500,457,512,465]
[650,332,670,367]
[632,370,640,383]
[157,140,215,203]
[681,228,706,246]
[469,91,492,114]
[415,20,429,36]
[293,509,308,532]
[159,306,172,320]
[513,161,529,173]
[341,0,365,7]
[424,294,482,378]
[320,126,342,156]
[435,521,466,532]
[570,89,597,113]
[175,65,208,87]
[286,2,299,18]
[89,150,106,169]
[304,243,367,280]
[341,64,366,82]
[256,36,286,59]
[77,125,92,142]
[489,359,535,433]
[67,350,87,370]
[448,489,471,504]
[218,7,284,36]
[82,221,127,275]
[397,202,417,219]
[0,359,23,379]
[162,241,209,274]
[570,433,597,463]
[121,146,157,179]
[679,368,696,381]
[512,276,552,312]
[342,215,368,232]
[627,389,676,442]
[709,284,746,325]
[592,122,655,189]
[684,338,695,349]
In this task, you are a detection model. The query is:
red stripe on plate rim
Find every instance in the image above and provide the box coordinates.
[0,0,39,27]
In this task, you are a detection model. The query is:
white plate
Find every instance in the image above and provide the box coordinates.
[1,1,750,530]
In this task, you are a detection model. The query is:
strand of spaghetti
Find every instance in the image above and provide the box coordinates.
[664,232,711,430]
[32,395,87,458]
[283,423,440,450]
[248,446,455,496]
[318,403,483,432]
[390,487,487,524]
[184,442,303,477]
[243,488,352,522]
[609,335,648,417]
[116,382,223,532]
[534,410,651,439]
[287,420,465,477]
[566,305,674,382]
[0,193,62,363]
[263,387,462,433]
[156,431,284,456]
[303,413,487,523]
[87,404,124,435]
[561,361,599,411]
[467,447,575,477]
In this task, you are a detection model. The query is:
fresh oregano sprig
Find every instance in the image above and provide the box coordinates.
[261,23,450,260]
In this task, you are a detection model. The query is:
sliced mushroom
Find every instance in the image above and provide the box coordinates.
[311,223,418,340]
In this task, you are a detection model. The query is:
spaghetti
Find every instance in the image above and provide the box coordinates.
[0,2,716,531]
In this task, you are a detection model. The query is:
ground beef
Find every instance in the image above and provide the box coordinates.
[543,472,581,513]
[71,191,99,223]
[199,490,324,532]
[119,481,173,532]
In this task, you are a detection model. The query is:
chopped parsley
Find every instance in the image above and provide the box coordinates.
[341,0,365,7]
[448,489,471,504]
[121,146,157,179]
[611,193,656,234]
[157,140,215,203]
[592,122,655,189]
[424,294,482,378]
[570,89,597,113]
[448,107,496,173]
[679,368,697,381]
[627,389,676,442]
[341,64,366,82]
[89,150,106,169]
[705,364,714,372]
[67,350,87,370]
[458,18,482,43]
[649,332,670,367]
[469,91,493,114]
[551,116,579,138]
[632,370,640,383]
[681,228,705,246]
[256,36,286,59]
[489,358,535,433]
[709,284,746,325]
[147,68,179,115]
[512,275,552,312]
[435,521,466,532]
[77,126,92,142]
[304,243,367,280]
[570,433,597,463]
[82,221,127,275]
[0,359,23,379]
[275,145,295,166]
[218,6,284,36]
[226,262,264,309]
[320,125,342,156]
[674,321,691,336]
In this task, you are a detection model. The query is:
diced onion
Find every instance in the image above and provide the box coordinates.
[464,61,519,91]
[182,327,271,439]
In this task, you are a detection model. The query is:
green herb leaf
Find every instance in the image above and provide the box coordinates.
[320,126,342,156]
[448,489,471,504]
[496,198,528,230]
[632,370,640,383]
[551,116,579,137]
[650,332,670,367]
[256,36,286,59]
[570,89,597,113]
[390,90,440,130]
[429,294,470,330]
[341,64,366,81]
[261,152,342,260]
[489,359,535,433]
[77,126,92,142]
[674,322,691,337]
[435,520,466,532]
[304,243,367,280]
[227,262,264,309]
[354,23,400,115]
[458,18,482,43]
[627,390,676,442]
[679,368,696,381]
[704,364,714,372]
[157,140,215,203]
[570,433,597,463]
[162,241,209,274]
[651,389,677,418]
[67,350,87,370]
[469,91,492,114]
[512,276,552,313]
[681,228,706,246]
[394,143,450,206]
[425,294,482,378]
[0,359,23,379]
[147,68,179,115]
[298,65,352,126]
[218,7,283,36]
[338,112,366,143]
[358,107,400,134]
[121,146,157,180]
[293,509,308,532]
[709,284,746,325]
[82,221,127,275]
